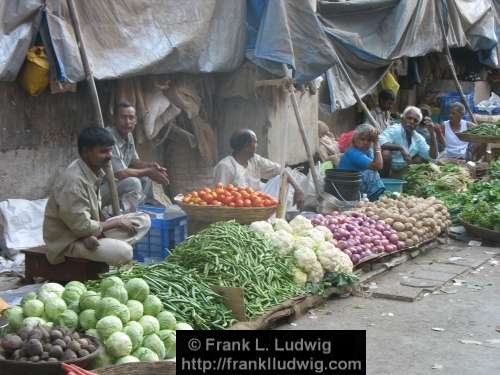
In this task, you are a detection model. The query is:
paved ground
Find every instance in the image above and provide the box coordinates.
[279,240,500,375]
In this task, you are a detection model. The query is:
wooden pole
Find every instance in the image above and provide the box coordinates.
[67,0,121,216]
[436,1,476,124]
[276,90,290,219]
[281,64,322,198]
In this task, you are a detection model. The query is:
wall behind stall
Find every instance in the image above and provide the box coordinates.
[216,63,319,166]
[0,82,92,200]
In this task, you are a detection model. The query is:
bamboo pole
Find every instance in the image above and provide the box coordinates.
[436,1,476,124]
[281,65,322,198]
[67,0,121,216]
[276,89,291,219]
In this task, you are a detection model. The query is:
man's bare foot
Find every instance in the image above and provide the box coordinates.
[82,236,99,250]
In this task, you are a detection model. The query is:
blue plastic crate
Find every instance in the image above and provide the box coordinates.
[133,205,188,263]
[133,217,170,263]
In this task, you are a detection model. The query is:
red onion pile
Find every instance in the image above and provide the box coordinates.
[311,212,405,264]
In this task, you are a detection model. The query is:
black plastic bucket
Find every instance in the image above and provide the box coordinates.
[324,169,362,201]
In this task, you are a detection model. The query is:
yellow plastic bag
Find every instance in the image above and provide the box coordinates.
[381,71,400,95]
[19,46,49,96]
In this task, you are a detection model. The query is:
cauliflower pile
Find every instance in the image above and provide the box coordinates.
[250,215,353,284]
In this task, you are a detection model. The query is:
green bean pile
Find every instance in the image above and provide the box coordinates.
[97,262,236,330]
[168,221,306,318]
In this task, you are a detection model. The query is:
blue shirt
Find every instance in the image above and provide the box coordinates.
[338,147,373,172]
[379,123,431,169]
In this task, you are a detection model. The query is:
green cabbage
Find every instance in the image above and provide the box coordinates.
[115,355,140,364]
[79,309,97,330]
[22,299,44,317]
[56,310,79,329]
[79,291,101,310]
[39,282,65,297]
[100,276,124,294]
[22,317,46,330]
[126,300,144,321]
[67,301,80,314]
[4,306,24,331]
[96,316,123,340]
[103,285,128,304]
[62,287,84,306]
[125,278,150,302]
[94,348,113,367]
[44,297,67,321]
[158,330,176,359]
[176,322,193,330]
[95,297,122,320]
[123,321,144,351]
[157,311,176,330]
[85,328,99,338]
[142,295,163,316]
[116,304,130,324]
[21,292,37,305]
[37,290,57,304]
[139,315,160,335]
[133,347,159,362]
[105,331,133,358]
[65,281,86,292]
[142,333,165,359]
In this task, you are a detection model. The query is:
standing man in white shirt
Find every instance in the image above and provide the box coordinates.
[214,129,304,208]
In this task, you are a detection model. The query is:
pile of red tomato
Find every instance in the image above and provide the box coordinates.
[182,183,278,207]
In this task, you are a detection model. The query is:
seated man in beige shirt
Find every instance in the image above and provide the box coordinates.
[43,127,151,266]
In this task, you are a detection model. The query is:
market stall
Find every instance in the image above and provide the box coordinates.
[0,172,486,374]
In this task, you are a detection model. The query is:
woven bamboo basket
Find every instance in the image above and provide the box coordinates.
[456,132,500,143]
[175,198,276,225]
[96,361,176,375]
[460,219,500,243]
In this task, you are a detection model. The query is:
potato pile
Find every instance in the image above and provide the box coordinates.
[0,325,97,363]
[356,196,451,247]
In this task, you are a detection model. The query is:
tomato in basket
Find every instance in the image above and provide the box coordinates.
[182,184,278,207]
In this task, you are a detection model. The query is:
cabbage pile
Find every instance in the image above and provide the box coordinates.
[250,216,354,284]
[2,277,192,365]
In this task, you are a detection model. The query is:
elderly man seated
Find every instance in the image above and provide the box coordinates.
[380,106,438,177]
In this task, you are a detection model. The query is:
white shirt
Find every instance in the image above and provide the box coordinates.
[443,120,469,159]
[213,154,281,191]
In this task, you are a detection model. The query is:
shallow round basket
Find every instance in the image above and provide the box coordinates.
[0,335,99,375]
[96,361,176,375]
[456,132,500,143]
[176,198,276,225]
[460,219,500,243]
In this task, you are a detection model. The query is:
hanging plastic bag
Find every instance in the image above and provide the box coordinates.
[19,46,49,96]
[381,71,400,95]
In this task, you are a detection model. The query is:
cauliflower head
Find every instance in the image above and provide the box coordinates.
[293,267,308,285]
[314,225,333,241]
[293,246,317,272]
[293,236,315,251]
[289,215,313,235]
[307,260,325,283]
[269,230,295,256]
[249,221,274,238]
[271,218,293,233]
[316,242,353,273]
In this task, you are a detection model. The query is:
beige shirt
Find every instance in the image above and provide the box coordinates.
[43,159,104,264]
[213,154,281,191]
